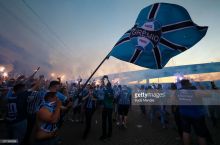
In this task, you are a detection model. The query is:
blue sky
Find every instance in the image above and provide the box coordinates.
[0,0,219,79]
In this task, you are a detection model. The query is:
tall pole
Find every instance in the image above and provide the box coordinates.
[80,54,110,93]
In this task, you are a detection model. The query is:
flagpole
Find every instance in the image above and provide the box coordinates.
[79,53,110,93]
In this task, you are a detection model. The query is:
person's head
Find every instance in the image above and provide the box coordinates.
[86,84,91,90]
[147,85,152,89]
[122,85,127,91]
[13,83,25,94]
[170,83,177,90]
[102,75,109,86]
[91,82,96,88]
[60,86,68,94]
[71,83,76,87]
[180,79,191,89]
[7,79,16,87]
[39,75,44,80]
[157,84,162,90]
[49,81,60,92]
[88,85,94,95]
[44,92,57,102]
[211,81,218,89]
[106,82,112,89]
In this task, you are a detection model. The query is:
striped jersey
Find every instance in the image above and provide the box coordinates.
[39,101,58,132]
[26,90,44,114]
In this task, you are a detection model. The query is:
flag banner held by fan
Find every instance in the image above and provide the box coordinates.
[109,3,208,69]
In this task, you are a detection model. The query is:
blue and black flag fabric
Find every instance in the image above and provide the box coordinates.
[109,3,208,69]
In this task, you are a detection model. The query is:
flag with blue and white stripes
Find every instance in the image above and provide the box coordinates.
[109,3,208,69]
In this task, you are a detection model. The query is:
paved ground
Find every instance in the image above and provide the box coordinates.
[59,106,220,145]
[0,106,220,145]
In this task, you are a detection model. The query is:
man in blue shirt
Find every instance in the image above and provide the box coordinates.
[23,79,45,145]
[47,81,68,104]
[178,79,212,145]
[82,85,97,140]
[117,86,131,128]
[34,92,62,145]
[47,81,72,130]
[6,83,27,145]
[100,76,114,140]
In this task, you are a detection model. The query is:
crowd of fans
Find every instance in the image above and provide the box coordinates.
[0,72,219,145]
[0,73,132,145]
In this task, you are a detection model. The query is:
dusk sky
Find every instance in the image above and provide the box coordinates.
[0,0,219,80]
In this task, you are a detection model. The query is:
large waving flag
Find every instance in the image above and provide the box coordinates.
[109,3,208,69]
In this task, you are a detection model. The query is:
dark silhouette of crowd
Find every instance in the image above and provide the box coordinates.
[0,71,219,145]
